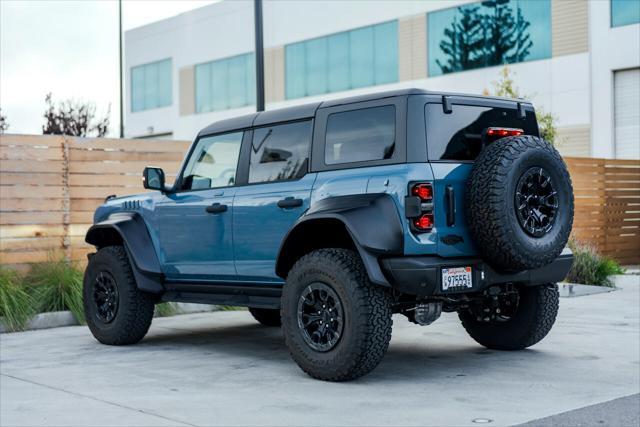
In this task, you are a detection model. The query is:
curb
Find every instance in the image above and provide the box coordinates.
[0,303,220,334]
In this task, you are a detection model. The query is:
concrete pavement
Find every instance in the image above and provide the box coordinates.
[1,275,639,427]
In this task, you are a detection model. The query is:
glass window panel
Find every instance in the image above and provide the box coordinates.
[195,63,212,113]
[144,62,159,109]
[328,33,350,93]
[350,26,375,88]
[325,106,396,165]
[374,21,398,85]
[211,60,229,111]
[305,37,329,96]
[157,59,172,107]
[425,104,539,161]
[131,66,144,112]
[246,54,256,106]
[427,0,551,77]
[181,132,243,190]
[612,0,640,27]
[286,43,307,99]
[227,55,247,109]
[130,58,172,112]
[249,121,312,183]
[194,53,255,113]
[285,21,398,100]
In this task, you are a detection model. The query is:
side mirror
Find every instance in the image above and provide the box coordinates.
[143,167,165,191]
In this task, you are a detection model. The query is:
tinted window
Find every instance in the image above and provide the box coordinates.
[325,106,395,165]
[180,132,242,190]
[425,104,539,161]
[248,121,312,183]
[427,0,551,77]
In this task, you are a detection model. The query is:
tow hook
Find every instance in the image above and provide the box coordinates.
[413,302,442,326]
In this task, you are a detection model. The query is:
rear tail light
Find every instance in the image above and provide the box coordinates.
[407,182,434,233]
[411,183,433,201]
[485,127,524,138]
[413,214,434,231]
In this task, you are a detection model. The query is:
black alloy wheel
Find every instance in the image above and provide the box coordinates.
[93,271,119,323]
[515,167,558,237]
[297,282,344,352]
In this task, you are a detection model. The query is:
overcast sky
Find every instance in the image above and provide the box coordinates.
[0,0,219,136]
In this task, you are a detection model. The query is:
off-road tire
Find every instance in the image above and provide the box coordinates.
[466,135,573,272]
[281,249,393,381]
[249,307,281,327]
[83,246,154,345]
[459,283,559,350]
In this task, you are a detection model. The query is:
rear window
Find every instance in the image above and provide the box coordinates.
[325,105,396,165]
[425,104,539,161]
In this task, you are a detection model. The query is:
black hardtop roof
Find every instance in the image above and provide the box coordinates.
[198,88,530,137]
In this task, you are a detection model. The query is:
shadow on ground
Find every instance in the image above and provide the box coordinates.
[137,319,561,384]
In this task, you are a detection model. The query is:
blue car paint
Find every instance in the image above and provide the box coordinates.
[94,159,474,283]
[152,188,236,281]
[232,173,317,283]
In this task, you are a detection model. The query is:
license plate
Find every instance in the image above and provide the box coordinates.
[442,266,473,291]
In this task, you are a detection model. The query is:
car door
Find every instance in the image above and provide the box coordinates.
[150,130,245,281]
[233,120,315,282]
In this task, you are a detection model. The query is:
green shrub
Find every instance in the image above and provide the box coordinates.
[26,257,85,323]
[566,240,625,287]
[218,305,246,311]
[154,302,177,317]
[0,267,34,331]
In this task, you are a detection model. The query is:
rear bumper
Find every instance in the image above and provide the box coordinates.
[380,248,573,297]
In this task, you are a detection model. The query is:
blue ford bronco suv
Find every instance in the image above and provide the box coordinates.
[83,89,574,381]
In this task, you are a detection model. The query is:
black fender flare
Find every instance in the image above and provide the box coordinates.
[85,212,163,294]
[276,193,404,286]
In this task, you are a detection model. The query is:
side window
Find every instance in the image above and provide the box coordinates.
[248,120,312,183]
[325,105,395,165]
[180,132,243,190]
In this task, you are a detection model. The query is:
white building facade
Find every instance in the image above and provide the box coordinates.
[124,0,640,159]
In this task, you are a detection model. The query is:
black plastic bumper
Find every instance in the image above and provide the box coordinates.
[380,248,573,297]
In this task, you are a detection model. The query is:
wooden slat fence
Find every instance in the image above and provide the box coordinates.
[565,157,640,265]
[1,134,189,270]
[1,134,639,269]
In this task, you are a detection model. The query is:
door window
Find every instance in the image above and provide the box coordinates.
[325,105,396,165]
[248,120,312,183]
[180,132,243,190]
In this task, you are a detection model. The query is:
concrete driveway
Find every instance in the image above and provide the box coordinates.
[2,276,639,427]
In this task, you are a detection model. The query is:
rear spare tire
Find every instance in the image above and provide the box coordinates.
[466,135,573,272]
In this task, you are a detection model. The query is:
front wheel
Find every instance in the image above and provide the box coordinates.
[83,246,155,345]
[458,283,559,350]
[281,249,393,381]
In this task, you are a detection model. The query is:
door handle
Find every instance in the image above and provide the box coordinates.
[205,203,228,214]
[277,197,303,209]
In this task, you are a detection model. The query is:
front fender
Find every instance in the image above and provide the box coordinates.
[85,212,163,294]
[277,194,404,286]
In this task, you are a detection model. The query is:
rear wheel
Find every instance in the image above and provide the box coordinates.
[458,283,559,350]
[281,249,393,381]
[83,246,154,345]
[249,307,281,327]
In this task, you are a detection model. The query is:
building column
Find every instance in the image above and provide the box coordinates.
[179,66,195,116]
[398,14,427,82]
